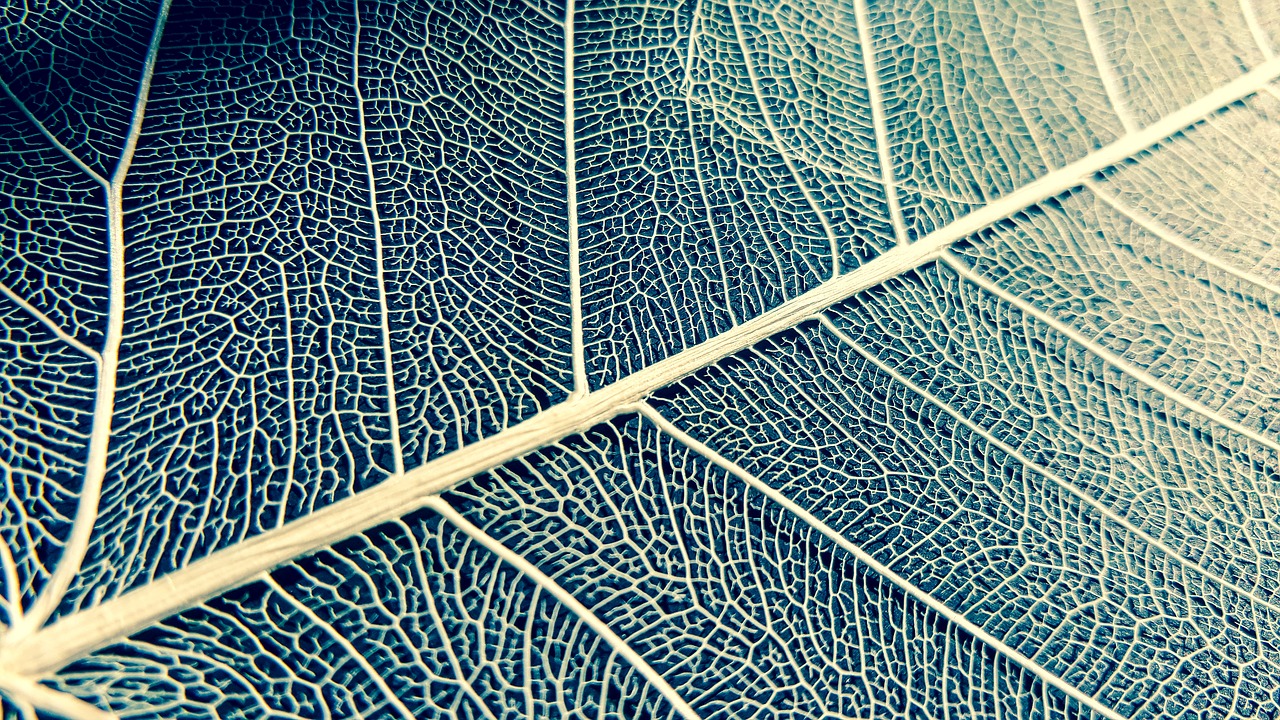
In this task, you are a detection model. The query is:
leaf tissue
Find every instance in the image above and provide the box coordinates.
[1,0,1278,717]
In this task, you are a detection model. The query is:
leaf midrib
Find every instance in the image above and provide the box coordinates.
[7,55,1279,680]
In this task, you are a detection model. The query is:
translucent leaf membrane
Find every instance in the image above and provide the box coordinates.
[951,188,1280,437]
[576,0,1278,385]
[838,258,1280,587]
[1087,0,1270,126]
[5,0,1280,713]
[463,417,1100,712]
[0,299,94,628]
[61,0,573,618]
[652,311,1280,718]
[0,0,154,629]
[644,91,1280,719]
[576,0,893,387]
[49,508,677,720]
[454,417,1096,719]
[867,0,1278,239]
[6,0,1275,628]
[0,96,108,352]
[868,0,1126,237]
[48,416,1098,719]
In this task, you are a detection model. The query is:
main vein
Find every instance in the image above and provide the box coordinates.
[6,53,1280,681]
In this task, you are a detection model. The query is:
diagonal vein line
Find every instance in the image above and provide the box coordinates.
[7,0,176,645]
[6,56,1278,679]
[635,403,1128,720]
[0,280,99,360]
[817,313,1280,617]
[908,57,1280,250]
[424,496,704,720]
[1240,0,1276,60]
[0,227,938,677]
[0,672,117,720]
[943,251,1280,456]
[0,80,108,189]
[1085,181,1280,298]
[262,575,418,720]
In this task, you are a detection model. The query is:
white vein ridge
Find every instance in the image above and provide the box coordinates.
[425,497,705,720]
[4,55,1279,681]
[635,404,1127,720]
[4,0,175,647]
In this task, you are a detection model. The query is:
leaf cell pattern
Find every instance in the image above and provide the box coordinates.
[78,0,575,617]
[52,510,678,720]
[0,0,1279,717]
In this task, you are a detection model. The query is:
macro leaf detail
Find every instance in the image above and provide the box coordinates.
[1,0,1278,718]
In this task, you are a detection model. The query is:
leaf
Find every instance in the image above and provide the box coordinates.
[0,0,1277,717]
[49,508,685,720]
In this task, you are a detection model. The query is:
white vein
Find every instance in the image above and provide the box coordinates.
[423,495,704,720]
[0,80,108,188]
[351,0,404,475]
[1073,0,1137,133]
[0,538,19,627]
[726,0,842,276]
[851,0,907,245]
[565,0,587,397]
[909,57,1280,250]
[0,672,117,720]
[0,280,99,360]
[816,313,1280,617]
[635,403,1128,720]
[6,53,1280,679]
[943,251,1280,456]
[5,0,174,644]
[1086,180,1280,297]
[272,260,301,527]
[682,4,740,328]
[262,574,418,720]
[1240,0,1276,60]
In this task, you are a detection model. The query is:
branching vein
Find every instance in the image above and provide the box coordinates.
[5,38,1280,697]
[635,403,1127,720]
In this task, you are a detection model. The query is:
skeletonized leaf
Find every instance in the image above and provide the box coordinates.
[2,0,1279,717]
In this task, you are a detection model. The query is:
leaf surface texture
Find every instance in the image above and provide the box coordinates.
[0,0,1278,717]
